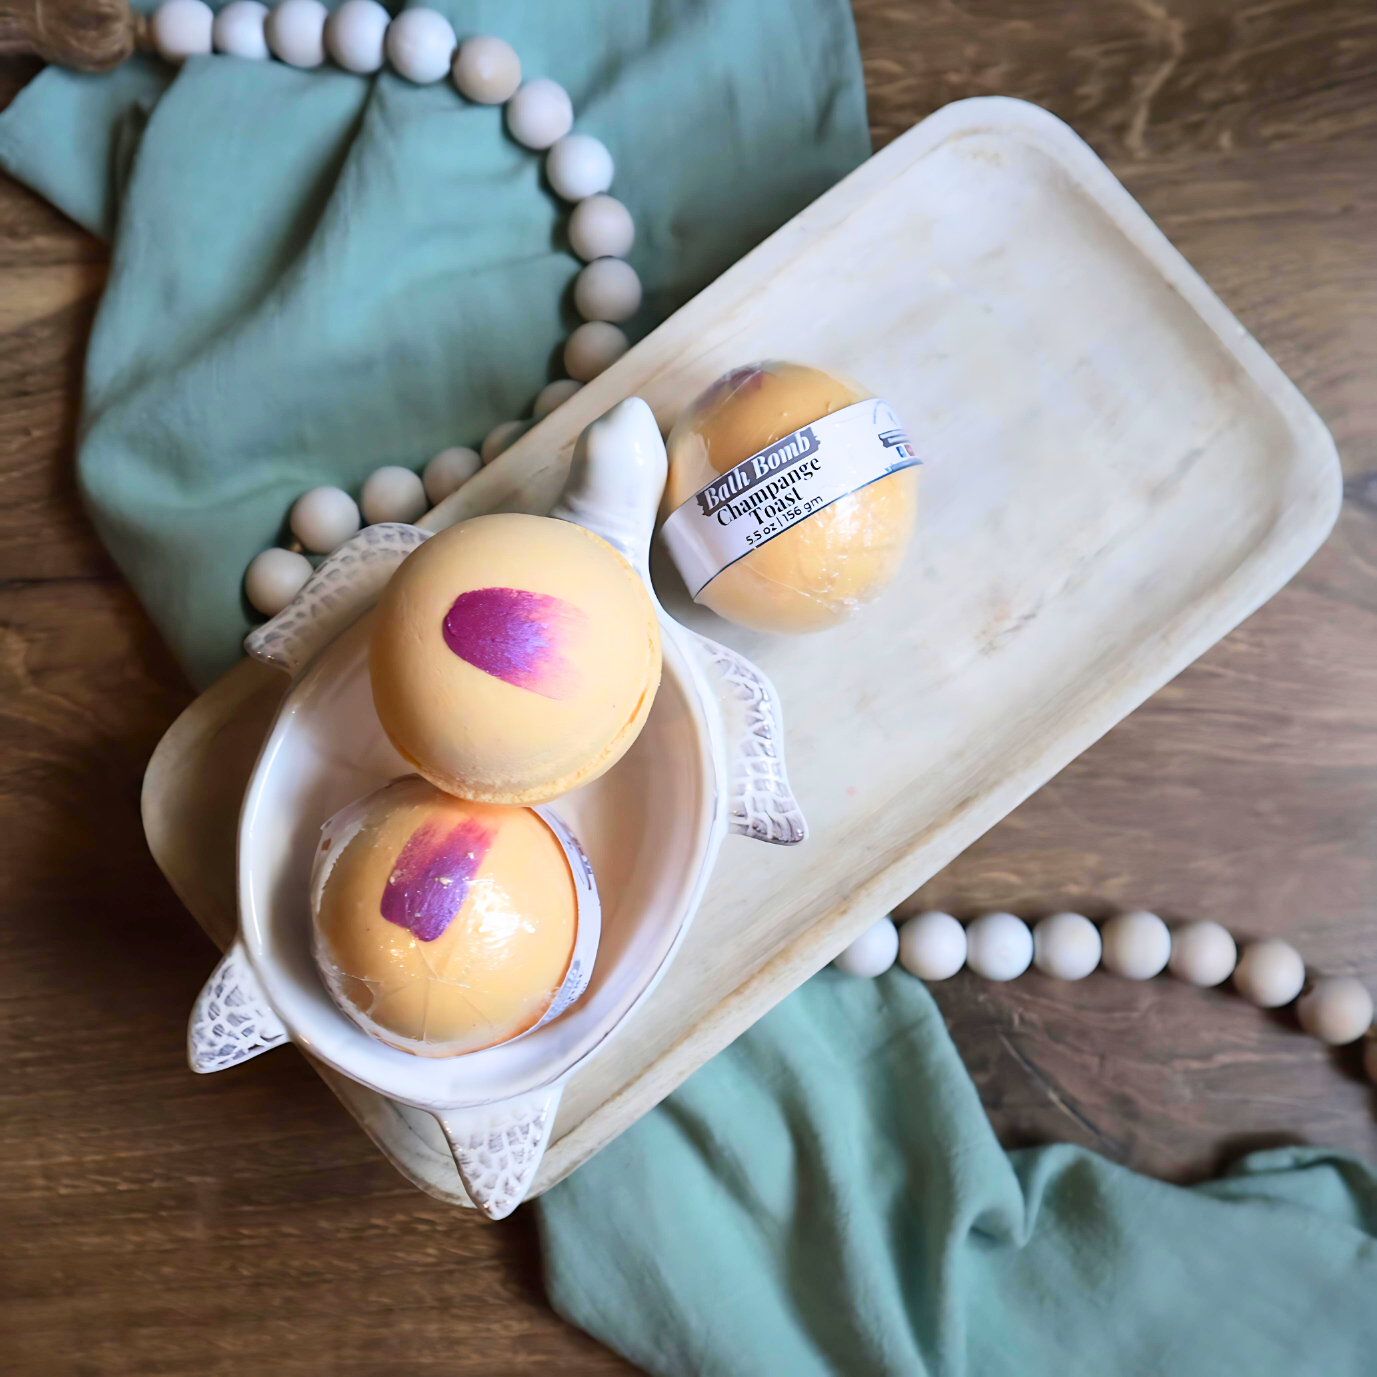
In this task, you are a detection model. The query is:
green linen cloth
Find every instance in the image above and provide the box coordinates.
[0,0,868,686]
[538,970,1377,1376]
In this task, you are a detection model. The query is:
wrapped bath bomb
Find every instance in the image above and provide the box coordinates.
[661,362,920,634]
[371,513,661,803]
[311,776,599,1057]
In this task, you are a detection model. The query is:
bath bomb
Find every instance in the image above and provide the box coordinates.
[311,777,582,1056]
[663,362,919,635]
[371,513,661,804]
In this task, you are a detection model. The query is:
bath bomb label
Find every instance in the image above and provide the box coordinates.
[662,399,920,598]
[526,805,602,1033]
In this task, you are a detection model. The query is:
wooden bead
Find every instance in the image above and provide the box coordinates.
[833,917,898,978]
[965,912,1033,982]
[505,78,573,151]
[360,466,426,524]
[564,322,629,382]
[385,7,456,85]
[290,486,360,554]
[212,0,269,59]
[451,35,521,104]
[1101,910,1171,980]
[546,134,615,203]
[152,0,214,63]
[1233,938,1306,1008]
[245,548,312,617]
[533,379,582,420]
[1297,976,1374,1045]
[897,911,966,981]
[1167,920,1237,987]
[574,258,641,323]
[324,0,388,74]
[480,420,530,464]
[422,447,481,504]
[266,0,327,68]
[1032,912,1101,981]
[568,194,634,261]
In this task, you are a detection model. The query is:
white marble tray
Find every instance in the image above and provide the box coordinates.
[142,97,1340,1207]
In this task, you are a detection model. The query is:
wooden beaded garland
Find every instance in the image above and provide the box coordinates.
[534,379,583,419]
[965,912,1033,982]
[1234,937,1305,1008]
[324,0,388,74]
[1101,910,1171,981]
[151,0,213,62]
[422,447,482,505]
[384,6,456,85]
[505,77,575,151]
[154,5,635,417]
[244,547,312,616]
[188,9,640,610]
[359,466,427,525]
[1167,919,1237,987]
[264,0,326,68]
[834,910,1377,1086]
[834,917,899,978]
[451,35,521,104]
[480,419,532,465]
[574,257,642,323]
[1298,977,1374,1046]
[898,911,966,982]
[547,134,615,203]
[1032,911,1101,981]
[564,321,630,383]
[290,485,360,554]
[568,194,635,262]
[212,0,269,60]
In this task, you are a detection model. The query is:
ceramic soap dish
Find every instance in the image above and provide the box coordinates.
[186,399,804,1218]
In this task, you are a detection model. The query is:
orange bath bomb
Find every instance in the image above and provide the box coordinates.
[370,513,661,804]
[311,777,580,1057]
[664,361,919,634]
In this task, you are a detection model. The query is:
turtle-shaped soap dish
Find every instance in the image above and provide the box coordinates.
[187,398,806,1219]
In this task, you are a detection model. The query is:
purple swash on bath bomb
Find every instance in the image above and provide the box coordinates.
[441,586,588,700]
[380,817,494,942]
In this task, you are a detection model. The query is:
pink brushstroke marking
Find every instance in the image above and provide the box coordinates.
[381,817,495,943]
[441,586,587,700]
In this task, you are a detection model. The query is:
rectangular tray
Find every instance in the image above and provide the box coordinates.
[143,97,1340,1205]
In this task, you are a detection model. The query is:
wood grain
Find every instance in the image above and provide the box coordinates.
[2,3,1376,1372]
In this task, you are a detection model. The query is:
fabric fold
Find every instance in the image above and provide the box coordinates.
[0,0,869,685]
[536,971,1377,1377]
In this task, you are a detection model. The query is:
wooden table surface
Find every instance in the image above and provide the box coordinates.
[2,3,1375,1372]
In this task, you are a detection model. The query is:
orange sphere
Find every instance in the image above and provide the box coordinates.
[312,777,582,1056]
[664,362,918,634]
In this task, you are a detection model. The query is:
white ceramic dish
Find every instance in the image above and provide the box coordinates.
[145,98,1341,1212]
[187,401,805,1218]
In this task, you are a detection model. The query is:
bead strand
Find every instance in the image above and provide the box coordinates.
[149,4,637,411]
[243,440,483,616]
[210,10,641,615]
[834,911,1377,1078]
